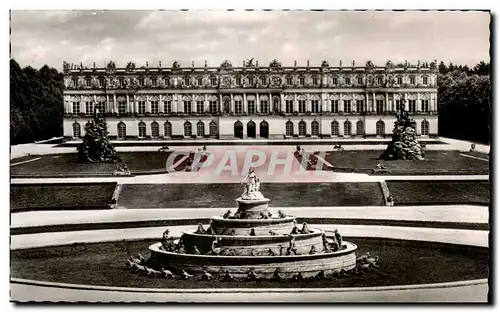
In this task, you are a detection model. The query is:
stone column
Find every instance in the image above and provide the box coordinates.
[230,93,234,113]
[365,92,369,112]
[372,92,375,112]
[159,95,164,113]
[113,94,117,113]
[352,93,356,112]
[417,92,421,112]
[280,93,285,112]
[126,94,130,113]
[256,93,260,113]
[321,93,327,112]
[204,94,209,113]
[134,96,138,113]
[80,100,85,114]
[404,93,408,110]
[385,92,389,113]
[243,93,247,113]
[339,95,343,113]
[293,94,298,112]
[146,95,151,113]
[306,94,311,112]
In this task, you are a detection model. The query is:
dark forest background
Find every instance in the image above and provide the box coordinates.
[9,59,491,145]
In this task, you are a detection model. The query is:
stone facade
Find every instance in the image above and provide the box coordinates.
[63,59,439,140]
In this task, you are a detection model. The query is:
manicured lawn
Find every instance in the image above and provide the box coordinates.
[387,180,490,206]
[118,182,385,208]
[324,150,489,174]
[10,152,181,175]
[10,183,117,212]
[10,238,488,288]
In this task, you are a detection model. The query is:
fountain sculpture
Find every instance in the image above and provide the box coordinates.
[147,169,358,279]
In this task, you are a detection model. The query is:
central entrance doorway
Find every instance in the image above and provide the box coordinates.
[234,121,243,139]
[247,121,256,138]
[259,120,269,139]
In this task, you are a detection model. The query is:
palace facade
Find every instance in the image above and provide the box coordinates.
[62,59,438,140]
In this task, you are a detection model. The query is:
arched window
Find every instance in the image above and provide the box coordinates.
[151,122,159,138]
[421,119,430,135]
[117,122,126,140]
[376,120,385,137]
[344,120,352,136]
[72,122,81,138]
[164,121,172,138]
[311,120,319,137]
[209,121,218,137]
[197,121,205,137]
[138,121,146,138]
[286,121,294,136]
[298,120,306,136]
[356,120,365,136]
[331,120,339,136]
[184,121,192,137]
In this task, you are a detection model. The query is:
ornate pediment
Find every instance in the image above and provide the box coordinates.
[269,59,282,69]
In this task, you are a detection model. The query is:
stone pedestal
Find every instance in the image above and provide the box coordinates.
[235,197,270,219]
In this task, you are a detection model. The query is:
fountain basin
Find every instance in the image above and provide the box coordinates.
[210,216,296,235]
[234,197,271,219]
[181,228,325,255]
[148,241,357,278]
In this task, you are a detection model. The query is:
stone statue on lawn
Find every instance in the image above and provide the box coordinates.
[77,108,118,163]
[380,100,424,160]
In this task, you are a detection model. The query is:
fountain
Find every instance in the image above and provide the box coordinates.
[148,168,358,279]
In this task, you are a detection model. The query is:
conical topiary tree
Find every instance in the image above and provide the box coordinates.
[380,100,425,160]
[77,109,117,162]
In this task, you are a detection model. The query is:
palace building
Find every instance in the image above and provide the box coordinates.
[62,59,438,140]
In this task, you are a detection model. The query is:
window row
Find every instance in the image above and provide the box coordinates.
[72,75,431,88]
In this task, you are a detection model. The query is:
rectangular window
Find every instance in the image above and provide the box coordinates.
[376,100,384,113]
[286,100,294,113]
[151,78,157,87]
[235,100,242,114]
[164,78,170,86]
[311,100,319,113]
[286,77,293,85]
[410,77,415,85]
[151,101,159,114]
[210,77,217,86]
[299,77,305,86]
[261,77,266,85]
[138,101,146,114]
[85,102,93,115]
[72,102,80,114]
[118,101,127,114]
[85,78,92,87]
[248,77,254,85]
[96,101,106,113]
[312,77,318,85]
[236,77,242,85]
[164,101,172,113]
[197,78,203,86]
[409,100,416,112]
[397,77,403,85]
[356,100,364,112]
[345,77,351,85]
[395,99,401,111]
[248,100,256,114]
[260,100,269,113]
[184,78,190,86]
[422,100,429,112]
[377,77,383,85]
[331,100,339,113]
[209,100,218,114]
[332,77,338,85]
[343,100,351,113]
[184,101,192,113]
[298,100,306,113]
[197,100,204,113]
[98,78,104,88]
[138,78,144,86]
[72,78,78,87]
[119,78,125,87]
[357,77,363,85]
[423,76,428,85]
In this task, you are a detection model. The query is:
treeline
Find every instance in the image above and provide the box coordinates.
[437,61,491,144]
[9,58,491,145]
[10,59,63,145]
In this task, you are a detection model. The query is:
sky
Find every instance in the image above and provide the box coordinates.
[10,10,491,70]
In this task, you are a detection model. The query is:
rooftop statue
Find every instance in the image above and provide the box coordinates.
[240,168,265,200]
